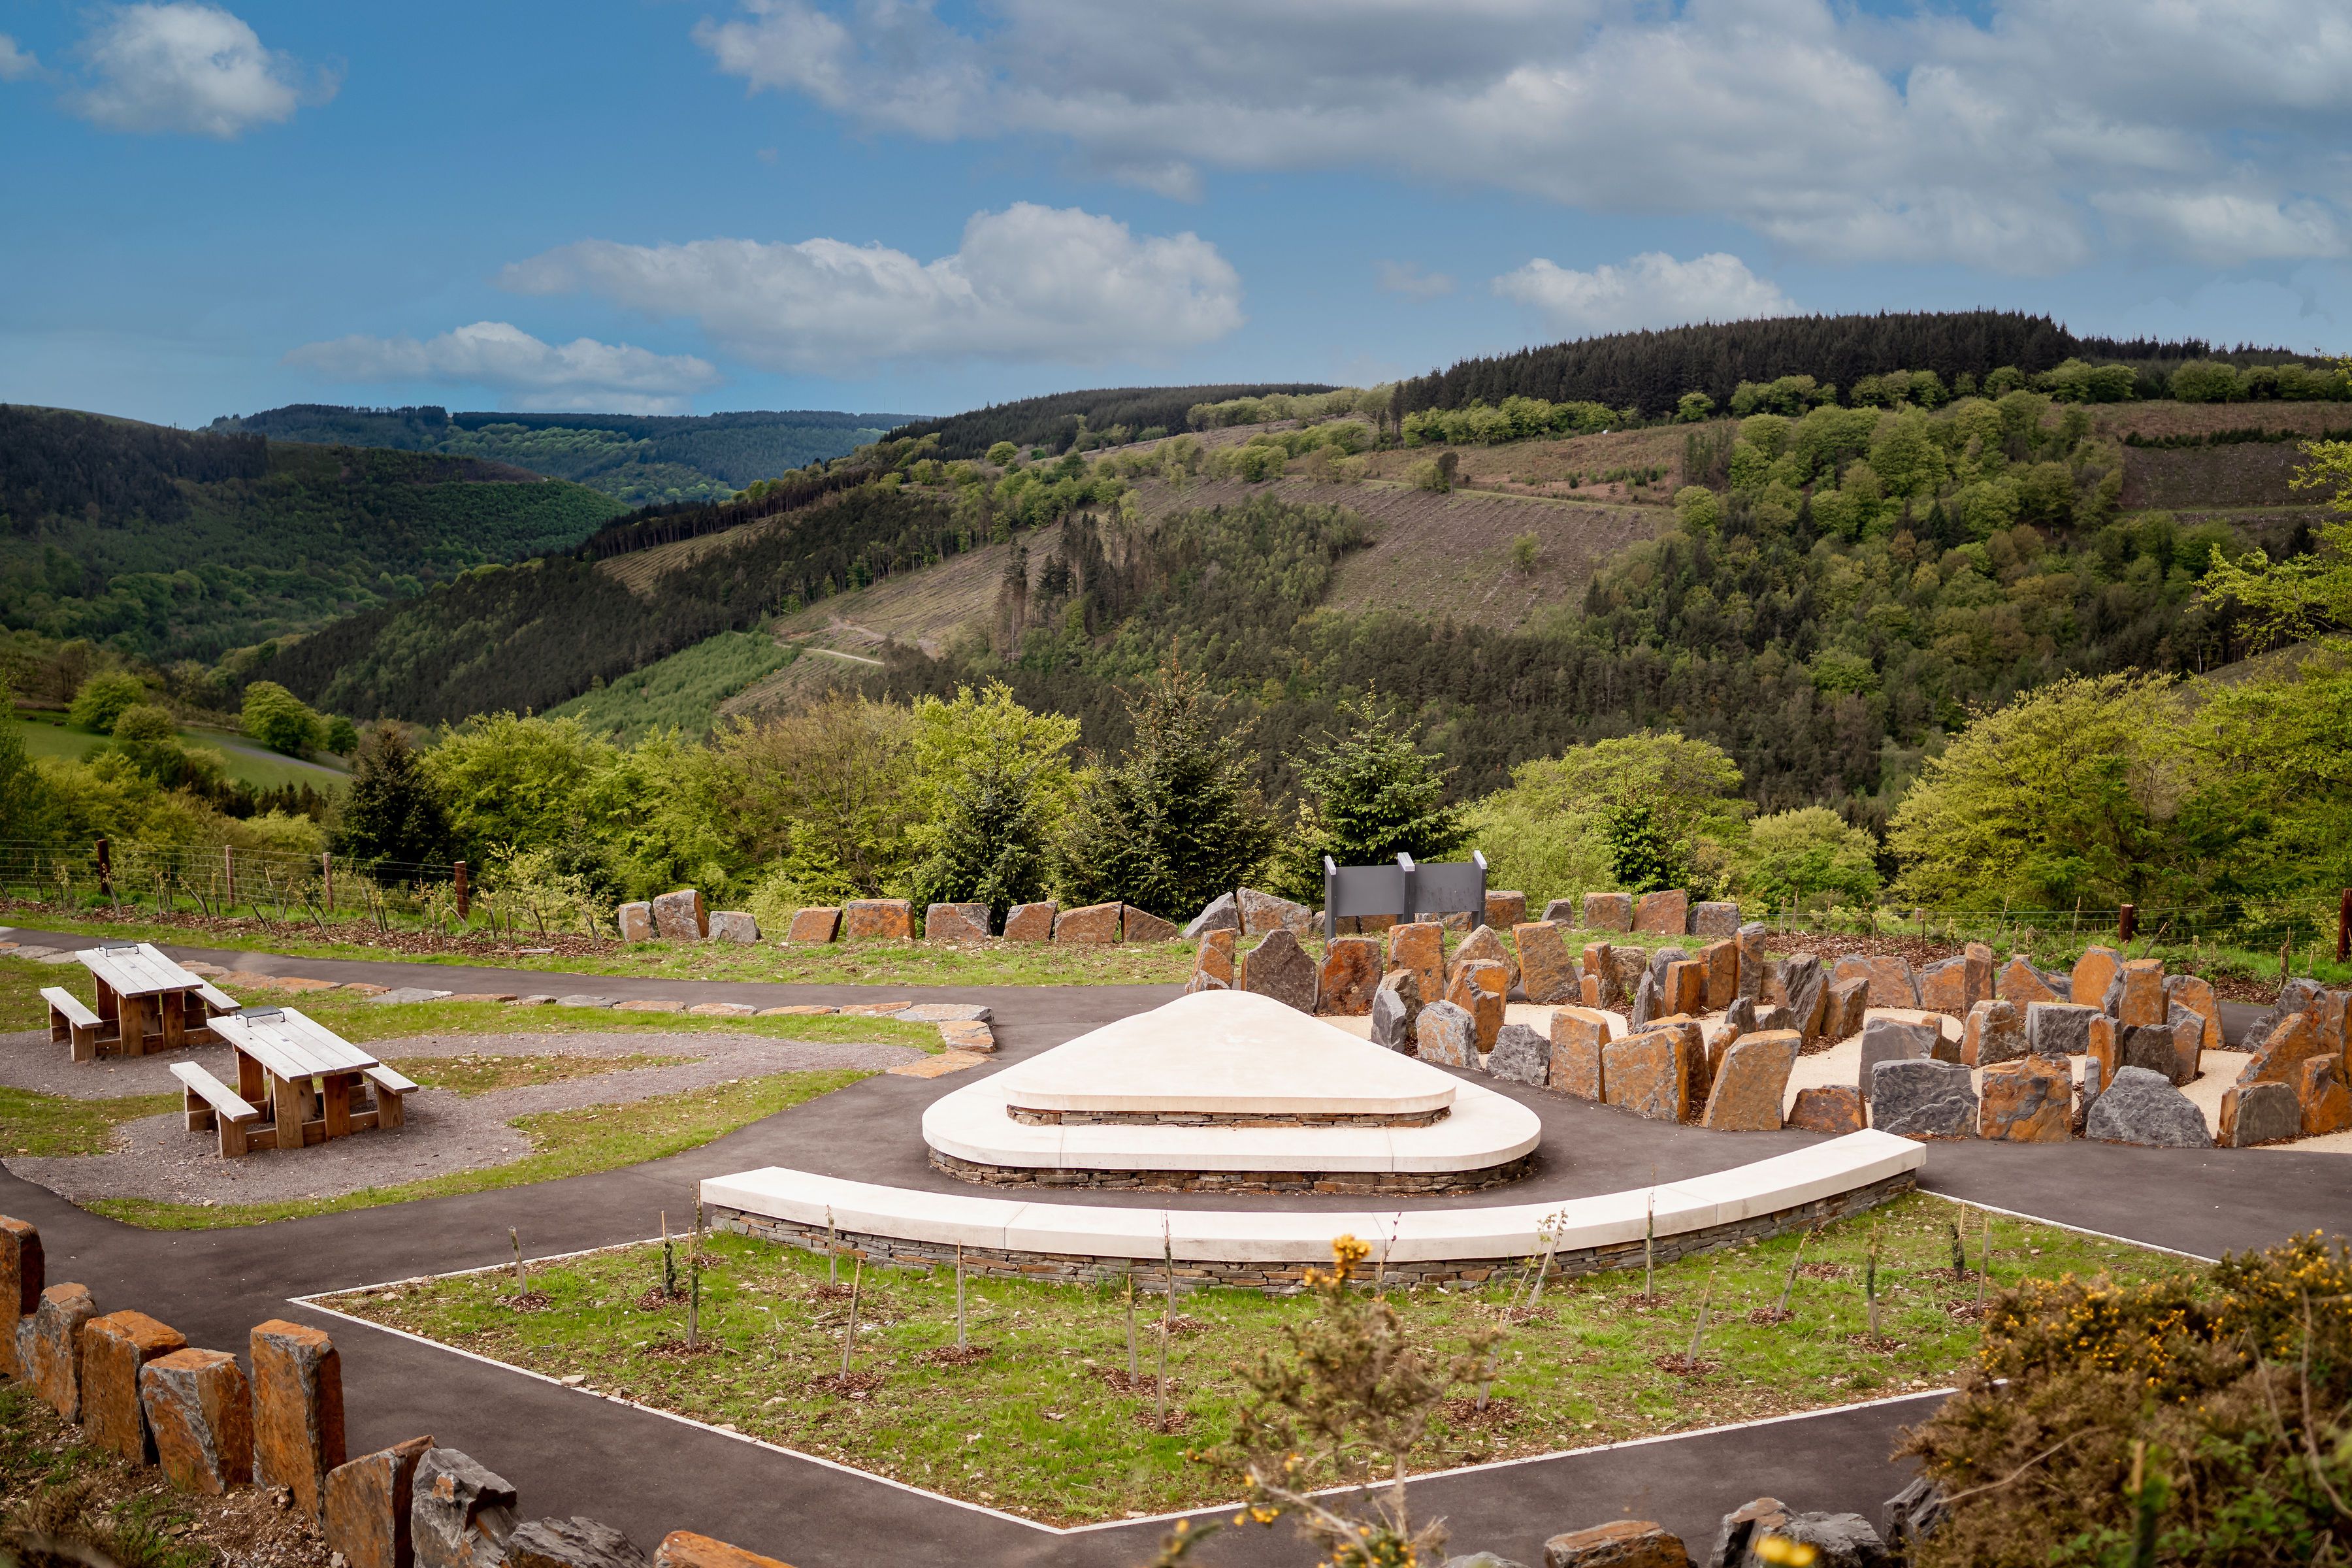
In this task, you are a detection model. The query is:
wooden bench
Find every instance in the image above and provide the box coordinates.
[42,988,103,1061]
[169,1060,263,1158]
[364,1064,417,1129]
[196,982,240,1015]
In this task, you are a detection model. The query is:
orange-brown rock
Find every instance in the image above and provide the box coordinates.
[2240,1007,2329,1088]
[1581,943,1618,1007]
[251,1319,346,1522]
[1915,956,1969,1017]
[141,1348,252,1495]
[655,1531,794,1568]
[923,903,990,943]
[1515,922,1579,1005]
[1449,923,1518,990]
[1121,906,1179,943]
[1001,901,1056,941]
[2301,1057,2352,1137]
[1483,890,1527,930]
[1316,936,1382,1015]
[1603,1024,1696,1123]
[1823,976,1870,1041]
[1582,892,1633,931]
[2071,946,2123,1013]
[1541,1519,1690,1568]
[1,1215,39,1382]
[1580,973,1601,1006]
[783,907,839,943]
[1961,999,2027,1067]
[1787,1085,1863,1135]
[1978,1057,2072,1141]
[1446,961,1507,1053]
[2086,1013,2119,1084]
[1052,902,1124,943]
[1833,954,1919,1009]
[1663,960,1706,1018]
[1633,890,1688,935]
[325,1435,434,1568]
[1548,1007,1610,1100]
[1965,941,1995,1009]
[840,899,914,940]
[2112,958,2166,1027]
[80,1310,186,1462]
[1700,1030,1798,1132]
[1191,928,1237,988]
[22,1282,96,1420]
[1692,940,1734,1011]
[1388,922,1445,1005]
[2163,974,2224,1053]
[1996,955,2066,1006]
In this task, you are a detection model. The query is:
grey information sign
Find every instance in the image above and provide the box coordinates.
[1322,851,1488,940]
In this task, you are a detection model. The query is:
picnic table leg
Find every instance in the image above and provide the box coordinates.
[94,977,118,1024]
[322,1075,351,1139]
[73,1024,97,1063]
[118,994,148,1058]
[161,990,186,1051]
[376,1082,405,1129]
[237,1051,265,1103]
[219,1115,248,1158]
[272,1073,305,1152]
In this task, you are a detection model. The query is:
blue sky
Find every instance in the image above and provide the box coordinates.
[6,0,2352,428]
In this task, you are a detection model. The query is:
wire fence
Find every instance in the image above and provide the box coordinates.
[1762,894,2352,972]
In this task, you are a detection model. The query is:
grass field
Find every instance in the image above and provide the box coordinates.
[10,712,349,791]
[316,1191,2187,1526]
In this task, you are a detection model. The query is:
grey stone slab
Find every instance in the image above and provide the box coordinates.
[1370,971,1420,1051]
[508,1516,649,1568]
[1181,892,1240,939]
[1869,1058,1977,1137]
[552,994,616,1009]
[891,1003,992,1024]
[1857,1017,1937,1104]
[2084,1065,2212,1148]
[368,987,455,1005]
[1487,1024,1550,1086]
[2225,1081,2302,1147]
[2026,1001,2099,1059]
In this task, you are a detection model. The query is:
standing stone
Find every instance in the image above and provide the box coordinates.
[1053,902,1124,943]
[327,1435,435,1568]
[1316,936,1383,1016]
[1388,922,1446,1005]
[1515,922,1580,1005]
[1183,892,1241,938]
[1869,1059,1978,1137]
[1415,1000,1478,1068]
[1701,1031,1799,1132]
[1788,1085,1863,1135]
[615,903,654,943]
[1833,954,1919,1009]
[1822,977,1870,1043]
[80,1310,186,1462]
[1548,1007,1611,1100]
[1582,892,1633,931]
[2072,1059,2104,1137]
[1997,955,2068,1005]
[2070,946,2123,1013]
[655,1533,793,1568]
[20,1282,97,1420]
[2299,1057,2351,1137]
[1746,1511,1889,1568]
[411,1448,519,1568]
[1541,898,1580,924]
[1446,961,1507,1053]
[1450,924,1520,991]
[1736,923,1769,1002]
[510,1518,651,1568]
[1857,1017,1938,1105]
[1603,1026,1696,1123]
[2085,1066,2213,1147]
[1963,941,1995,1011]
[649,889,707,941]
[1709,1497,1792,1568]
[1880,1479,1951,1562]
[0,1215,39,1382]
[1914,956,1970,1017]
[1579,943,1618,1008]
[1663,960,1707,1017]
[1978,1057,2071,1142]
[2237,1007,2330,1090]
[1001,901,1056,941]
[1697,940,1739,1011]
[1720,996,1758,1040]
[2163,1003,2206,1081]
[784,907,840,943]
[252,1319,346,1522]
[1629,969,1663,1032]
[2220,1081,2302,1148]
[1370,971,1422,1051]
[1483,890,1528,930]
[1238,930,1318,1012]
[1191,929,1238,989]
[1122,906,1179,943]
[1609,948,1652,1012]
[2026,1002,2100,1060]
[1961,1000,2027,1067]
[1780,954,1827,1041]
[1488,1024,1550,1086]
[2106,958,2167,1028]
[2163,974,2224,1053]
[2121,1024,2186,1083]
[141,1348,253,1495]
[924,904,990,943]
[1633,890,1688,935]
[1542,1520,1690,1568]
[841,898,914,939]
[704,911,759,945]
[1690,900,1740,939]
[1238,887,1313,937]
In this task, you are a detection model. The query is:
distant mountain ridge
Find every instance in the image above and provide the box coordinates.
[208,404,927,506]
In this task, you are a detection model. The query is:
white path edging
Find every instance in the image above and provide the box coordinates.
[701,1130,1925,1266]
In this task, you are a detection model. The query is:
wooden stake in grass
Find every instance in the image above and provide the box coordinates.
[955,1242,968,1350]
[1777,1228,1812,1317]
[1947,1217,1968,1277]
[510,1228,526,1293]
[1524,1213,1563,1309]
[1978,1211,1993,1311]
[826,1205,839,1286]
[1156,1217,1173,1428]
[840,1252,863,1377]
[1644,1182,1657,1303]
[1124,1267,1139,1383]
[661,1211,674,1298]
[688,1199,703,1350]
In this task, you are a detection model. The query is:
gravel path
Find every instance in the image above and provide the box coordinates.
[4,1030,925,1206]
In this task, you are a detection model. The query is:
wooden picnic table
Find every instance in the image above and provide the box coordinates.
[56,942,235,1059]
[205,1006,412,1152]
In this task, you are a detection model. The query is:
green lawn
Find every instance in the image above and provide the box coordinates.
[316,1192,2190,1526]
[10,713,348,792]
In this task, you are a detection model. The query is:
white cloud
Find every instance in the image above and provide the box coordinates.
[1494,252,1795,334]
[2092,188,2344,268]
[70,3,329,138]
[1375,261,1454,301]
[500,203,1244,374]
[286,321,721,414]
[693,0,2352,274]
[0,35,39,81]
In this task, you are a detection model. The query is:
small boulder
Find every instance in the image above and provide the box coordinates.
[1690,900,1741,938]
[1822,975,1869,1043]
[1780,953,1827,1040]
[80,1309,186,1463]
[1190,929,1237,989]
[1451,923,1520,990]
[1183,892,1241,938]
[1446,960,1507,1053]
[2300,1056,2351,1137]
[1515,921,1580,1005]
[2070,946,2123,1013]
[1603,1024,1697,1123]
[1833,954,1919,1009]
[1629,969,1663,1032]
[841,898,913,940]
[324,1435,433,1568]
[1542,1520,1689,1568]
[1736,922,1769,1002]
[1961,999,2027,1067]
[1122,906,1179,943]
[410,1448,518,1568]
[924,904,990,943]
[615,902,655,943]
[2219,1081,2302,1148]
[2084,1065,2213,1147]
[705,911,759,945]
[1238,887,1313,937]
[1548,1007,1611,1100]
[1483,890,1529,930]
[1388,921,1446,1004]
[1788,1085,1863,1135]
[1002,901,1056,941]
[2120,1023,2187,1084]
[1541,898,1579,924]
[1608,947,1651,1009]
[508,1518,652,1568]
[1869,1059,1978,1138]
[1370,970,1422,1051]
[1914,955,1969,1017]
[1416,1000,1477,1068]
[1880,1478,1949,1561]
[1316,936,1383,1016]
[1996,955,2068,1005]
[1698,939,1739,1010]
[1582,892,1633,932]
[784,906,839,943]
[2104,957,2167,1027]
[1633,889,1688,935]
[2237,1005,2331,1090]
[1701,1030,1798,1132]
[1239,930,1320,1011]
[1488,1023,1550,1086]
[1053,902,1124,944]
[1857,1017,1938,1105]
[1978,1056,2072,1142]
[1664,960,1707,1017]
[22,1282,97,1420]
[649,889,707,941]
[2025,1000,2100,1060]
[144,1348,254,1496]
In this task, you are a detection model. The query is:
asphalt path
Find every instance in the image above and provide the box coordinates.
[2,929,2338,1567]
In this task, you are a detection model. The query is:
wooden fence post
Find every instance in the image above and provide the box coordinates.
[453,861,469,921]
[2117,904,2136,943]
[94,838,112,897]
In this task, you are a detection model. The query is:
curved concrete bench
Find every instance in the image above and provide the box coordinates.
[702,1130,1925,1290]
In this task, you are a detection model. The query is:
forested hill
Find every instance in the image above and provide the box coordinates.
[895,384,1336,459]
[1401,312,2255,421]
[0,404,625,660]
[208,405,921,506]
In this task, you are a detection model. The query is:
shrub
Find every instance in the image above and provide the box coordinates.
[67,671,148,734]
[240,679,325,755]
[1730,807,1881,908]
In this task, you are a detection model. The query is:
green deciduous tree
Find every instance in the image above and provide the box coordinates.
[1731,806,1882,908]
[720,693,918,904]
[1463,732,1747,904]
[421,711,615,861]
[105,703,225,793]
[67,671,148,734]
[2199,434,2352,649]
[240,680,325,755]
